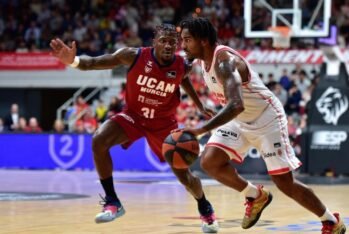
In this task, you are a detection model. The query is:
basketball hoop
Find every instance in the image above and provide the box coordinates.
[268,26,292,49]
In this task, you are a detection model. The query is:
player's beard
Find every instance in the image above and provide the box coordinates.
[162,52,174,64]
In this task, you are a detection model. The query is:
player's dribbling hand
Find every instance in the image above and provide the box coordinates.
[171,127,207,136]
[50,38,77,65]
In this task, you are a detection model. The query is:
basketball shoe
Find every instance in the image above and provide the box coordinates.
[199,202,219,233]
[321,213,346,234]
[95,195,125,223]
[241,185,273,229]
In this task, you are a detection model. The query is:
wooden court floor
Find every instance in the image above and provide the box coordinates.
[0,170,348,234]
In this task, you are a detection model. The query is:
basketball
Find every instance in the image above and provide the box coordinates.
[162,131,200,169]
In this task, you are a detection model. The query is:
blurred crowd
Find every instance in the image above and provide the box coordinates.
[0,0,335,160]
[0,62,317,160]
[1,0,349,53]
[0,103,43,133]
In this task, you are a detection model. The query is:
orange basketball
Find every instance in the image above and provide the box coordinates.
[162,131,200,169]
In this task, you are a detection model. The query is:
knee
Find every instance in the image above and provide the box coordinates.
[175,170,198,188]
[176,172,191,186]
[92,131,109,154]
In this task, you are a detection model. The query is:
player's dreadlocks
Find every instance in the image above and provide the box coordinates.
[180,17,217,46]
[154,24,178,38]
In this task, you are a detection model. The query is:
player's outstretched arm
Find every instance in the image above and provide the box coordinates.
[50,38,76,65]
[50,38,138,70]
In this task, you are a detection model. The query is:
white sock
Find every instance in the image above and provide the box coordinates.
[320,208,337,223]
[241,181,259,198]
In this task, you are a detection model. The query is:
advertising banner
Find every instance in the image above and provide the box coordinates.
[0,134,269,174]
[0,53,65,70]
[2,50,349,71]
[0,134,171,172]
[306,63,349,174]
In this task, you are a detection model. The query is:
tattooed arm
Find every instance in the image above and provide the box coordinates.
[50,38,137,70]
[175,51,246,136]
[199,51,245,133]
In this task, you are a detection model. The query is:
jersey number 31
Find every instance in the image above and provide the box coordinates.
[141,107,155,119]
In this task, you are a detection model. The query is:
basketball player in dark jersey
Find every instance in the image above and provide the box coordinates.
[50,24,219,233]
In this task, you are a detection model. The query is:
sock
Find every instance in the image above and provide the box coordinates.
[320,208,337,223]
[196,193,212,215]
[100,176,119,202]
[241,181,259,199]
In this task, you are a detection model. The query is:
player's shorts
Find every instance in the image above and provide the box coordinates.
[110,110,177,162]
[206,102,302,175]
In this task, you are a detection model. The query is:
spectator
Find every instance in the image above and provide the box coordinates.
[4,103,20,131]
[0,118,4,133]
[292,63,307,77]
[24,117,42,133]
[285,84,302,115]
[17,117,28,132]
[75,96,89,118]
[295,70,311,94]
[113,36,127,51]
[0,0,346,51]
[279,68,292,91]
[24,21,41,46]
[81,109,98,134]
[95,99,107,123]
[287,115,298,137]
[107,96,123,118]
[74,120,86,134]
[265,73,277,90]
[53,119,66,133]
[272,83,288,106]
[124,30,142,47]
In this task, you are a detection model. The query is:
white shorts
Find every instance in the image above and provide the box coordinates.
[206,103,302,175]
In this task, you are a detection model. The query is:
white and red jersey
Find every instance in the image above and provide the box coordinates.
[200,45,301,174]
[200,45,279,123]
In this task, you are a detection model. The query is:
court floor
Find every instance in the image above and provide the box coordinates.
[0,170,348,234]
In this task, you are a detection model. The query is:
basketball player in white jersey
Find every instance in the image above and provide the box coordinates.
[177,17,346,234]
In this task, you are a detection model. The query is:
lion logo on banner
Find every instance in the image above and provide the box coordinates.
[316,87,348,125]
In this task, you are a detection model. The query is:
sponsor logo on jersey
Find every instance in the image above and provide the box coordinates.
[277,149,283,156]
[262,151,277,158]
[137,74,176,97]
[144,61,153,73]
[216,128,238,140]
[316,87,348,125]
[145,66,152,73]
[274,142,281,148]
[211,76,217,83]
[137,95,163,106]
[166,71,176,79]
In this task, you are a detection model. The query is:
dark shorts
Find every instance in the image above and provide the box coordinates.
[110,111,178,162]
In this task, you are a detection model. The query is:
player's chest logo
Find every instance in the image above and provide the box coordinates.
[166,71,176,79]
[211,76,217,83]
[145,61,153,73]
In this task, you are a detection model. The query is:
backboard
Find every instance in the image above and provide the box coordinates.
[244,0,331,38]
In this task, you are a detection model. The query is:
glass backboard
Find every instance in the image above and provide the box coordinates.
[244,0,331,38]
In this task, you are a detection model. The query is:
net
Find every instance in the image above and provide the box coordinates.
[268,26,292,49]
